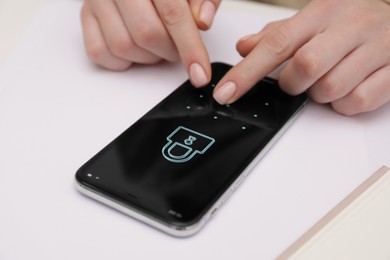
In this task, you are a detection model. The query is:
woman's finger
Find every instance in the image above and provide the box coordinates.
[81,1,132,70]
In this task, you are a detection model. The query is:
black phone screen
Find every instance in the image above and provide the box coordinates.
[76,62,307,228]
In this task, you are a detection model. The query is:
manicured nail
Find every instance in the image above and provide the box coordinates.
[238,34,255,43]
[199,1,216,28]
[189,63,208,87]
[213,81,237,104]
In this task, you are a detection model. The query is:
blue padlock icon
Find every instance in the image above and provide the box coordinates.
[162,126,215,163]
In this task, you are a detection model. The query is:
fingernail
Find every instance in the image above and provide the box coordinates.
[199,1,216,28]
[189,63,208,87]
[238,34,255,43]
[213,81,237,104]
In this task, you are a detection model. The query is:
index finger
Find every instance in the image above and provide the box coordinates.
[153,0,211,87]
[213,11,322,104]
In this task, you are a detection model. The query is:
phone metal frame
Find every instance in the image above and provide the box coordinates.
[75,98,308,237]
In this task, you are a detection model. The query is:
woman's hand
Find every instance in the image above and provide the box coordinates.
[80,0,221,87]
[214,0,390,115]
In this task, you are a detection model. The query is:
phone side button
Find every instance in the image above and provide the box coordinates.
[221,188,234,205]
[210,207,218,217]
[206,204,220,222]
[234,175,246,190]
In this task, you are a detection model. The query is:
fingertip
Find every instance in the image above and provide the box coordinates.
[237,34,255,44]
[213,81,237,104]
[236,34,258,57]
[191,1,217,30]
[236,45,249,58]
[189,62,210,87]
[199,1,216,30]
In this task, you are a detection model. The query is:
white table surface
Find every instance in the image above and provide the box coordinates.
[1,1,389,260]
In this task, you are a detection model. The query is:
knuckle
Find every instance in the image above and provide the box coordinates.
[349,89,377,113]
[319,77,343,101]
[108,36,133,58]
[278,75,299,96]
[262,21,278,31]
[85,43,107,62]
[262,25,291,56]
[359,9,379,28]
[278,69,306,96]
[80,3,88,19]
[293,49,320,79]
[159,2,186,26]
[80,0,93,16]
[263,19,285,31]
[133,24,161,48]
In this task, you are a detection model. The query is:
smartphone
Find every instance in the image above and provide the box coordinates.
[75,62,308,237]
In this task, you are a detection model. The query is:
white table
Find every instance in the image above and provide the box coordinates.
[1,1,389,260]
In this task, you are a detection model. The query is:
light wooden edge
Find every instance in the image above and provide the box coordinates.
[277,165,390,260]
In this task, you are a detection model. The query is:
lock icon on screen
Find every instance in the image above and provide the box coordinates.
[162,126,215,163]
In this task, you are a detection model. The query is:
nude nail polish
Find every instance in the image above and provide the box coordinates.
[238,34,255,43]
[189,63,208,87]
[213,81,237,104]
[199,1,216,28]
